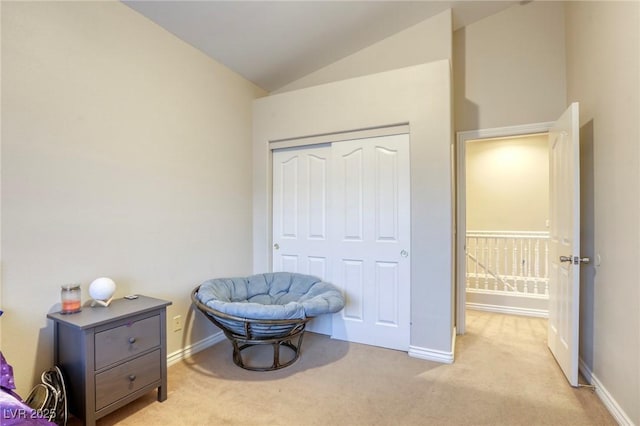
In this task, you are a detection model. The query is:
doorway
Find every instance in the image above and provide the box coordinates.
[456,122,553,334]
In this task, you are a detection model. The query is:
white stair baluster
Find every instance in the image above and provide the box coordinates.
[534,239,540,295]
[512,237,517,292]
[544,238,549,296]
[483,239,489,290]
[494,238,500,291]
[503,239,509,291]
[474,237,479,289]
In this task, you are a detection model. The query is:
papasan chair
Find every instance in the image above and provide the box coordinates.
[192,272,345,371]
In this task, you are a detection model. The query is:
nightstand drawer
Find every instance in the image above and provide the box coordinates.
[95,349,161,410]
[95,315,160,369]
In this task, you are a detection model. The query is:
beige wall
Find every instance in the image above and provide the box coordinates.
[275,9,452,94]
[565,2,640,424]
[466,134,549,232]
[254,61,454,355]
[2,1,265,394]
[453,1,566,132]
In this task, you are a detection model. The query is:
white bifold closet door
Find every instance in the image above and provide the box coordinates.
[272,134,410,350]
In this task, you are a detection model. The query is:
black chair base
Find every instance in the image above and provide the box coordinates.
[230,327,306,371]
[191,287,310,371]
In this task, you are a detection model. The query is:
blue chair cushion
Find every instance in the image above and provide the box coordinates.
[196,272,345,320]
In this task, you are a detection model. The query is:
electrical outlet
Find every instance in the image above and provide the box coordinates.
[172,315,182,332]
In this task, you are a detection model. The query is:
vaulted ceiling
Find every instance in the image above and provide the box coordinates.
[123,1,517,92]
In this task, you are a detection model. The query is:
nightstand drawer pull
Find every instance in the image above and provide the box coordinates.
[128,374,136,381]
[128,337,136,344]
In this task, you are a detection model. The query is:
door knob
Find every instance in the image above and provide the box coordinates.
[273,243,280,250]
[400,250,409,258]
[560,255,590,264]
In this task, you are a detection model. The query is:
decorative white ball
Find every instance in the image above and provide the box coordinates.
[89,277,116,301]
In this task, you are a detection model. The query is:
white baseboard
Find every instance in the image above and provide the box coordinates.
[466,302,548,318]
[409,345,454,364]
[408,327,456,364]
[579,358,635,426]
[166,331,226,367]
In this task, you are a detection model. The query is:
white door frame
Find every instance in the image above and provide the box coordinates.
[456,121,554,334]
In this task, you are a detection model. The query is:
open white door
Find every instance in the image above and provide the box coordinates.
[548,102,583,387]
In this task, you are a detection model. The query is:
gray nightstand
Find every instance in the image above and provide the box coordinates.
[47,295,172,426]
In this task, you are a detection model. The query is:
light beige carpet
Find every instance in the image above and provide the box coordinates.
[82,310,615,425]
